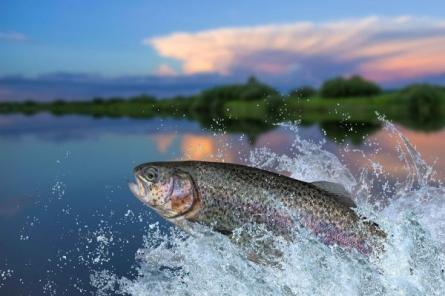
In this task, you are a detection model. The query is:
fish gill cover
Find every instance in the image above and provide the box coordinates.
[84,120,445,296]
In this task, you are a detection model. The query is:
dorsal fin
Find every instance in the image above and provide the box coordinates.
[311,181,356,208]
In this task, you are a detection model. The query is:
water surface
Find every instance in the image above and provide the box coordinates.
[0,114,444,295]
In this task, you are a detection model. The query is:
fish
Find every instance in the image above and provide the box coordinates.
[129,161,385,256]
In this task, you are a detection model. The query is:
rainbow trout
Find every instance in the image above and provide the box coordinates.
[129,161,385,255]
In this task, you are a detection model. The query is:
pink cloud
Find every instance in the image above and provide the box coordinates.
[146,16,445,82]
[153,64,177,76]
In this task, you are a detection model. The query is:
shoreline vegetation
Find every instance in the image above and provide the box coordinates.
[1,76,445,144]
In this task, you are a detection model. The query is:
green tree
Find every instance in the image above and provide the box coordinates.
[289,85,317,98]
[192,77,278,115]
[397,84,445,131]
[129,94,156,103]
[320,75,381,98]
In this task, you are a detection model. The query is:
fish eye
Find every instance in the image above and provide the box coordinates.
[144,167,158,182]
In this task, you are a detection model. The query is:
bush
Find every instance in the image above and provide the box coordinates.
[129,94,156,103]
[240,77,278,101]
[289,86,317,98]
[320,75,381,98]
[192,77,278,114]
[53,99,66,105]
[93,97,104,104]
[265,95,285,117]
[24,100,37,106]
[108,97,124,103]
[398,84,445,131]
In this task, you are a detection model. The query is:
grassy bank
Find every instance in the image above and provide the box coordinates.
[1,77,445,143]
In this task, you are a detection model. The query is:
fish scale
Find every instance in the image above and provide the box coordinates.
[131,161,386,255]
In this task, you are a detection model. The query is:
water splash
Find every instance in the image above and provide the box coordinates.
[0,269,14,289]
[92,121,445,295]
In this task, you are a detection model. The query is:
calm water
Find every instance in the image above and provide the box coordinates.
[1,113,444,295]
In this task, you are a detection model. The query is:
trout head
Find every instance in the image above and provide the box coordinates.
[129,163,201,220]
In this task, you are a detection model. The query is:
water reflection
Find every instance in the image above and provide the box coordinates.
[362,127,445,180]
[153,134,176,153]
[320,121,382,145]
[0,114,201,141]
[0,114,444,294]
[182,134,219,160]
[0,196,32,218]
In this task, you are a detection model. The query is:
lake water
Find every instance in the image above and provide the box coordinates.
[1,113,445,295]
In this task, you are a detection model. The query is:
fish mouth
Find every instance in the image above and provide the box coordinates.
[129,171,198,220]
[128,175,146,198]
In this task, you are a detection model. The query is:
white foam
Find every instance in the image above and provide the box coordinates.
[91,121,445,295]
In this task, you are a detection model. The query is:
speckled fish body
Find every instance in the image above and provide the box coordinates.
[130,161,385,255]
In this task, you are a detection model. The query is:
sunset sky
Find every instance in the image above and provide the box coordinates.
[1,1,445,99]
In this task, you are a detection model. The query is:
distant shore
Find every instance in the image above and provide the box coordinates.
[1,77,444,143]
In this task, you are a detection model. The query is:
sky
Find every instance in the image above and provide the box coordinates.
[1,1,445,99]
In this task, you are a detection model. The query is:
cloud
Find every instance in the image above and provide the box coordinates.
[0,31,27,42]
[147,16,445,83]
[154,64,177,76]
